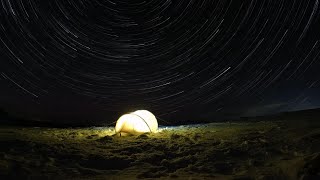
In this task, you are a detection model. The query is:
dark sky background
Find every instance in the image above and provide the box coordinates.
[1,0,320,125]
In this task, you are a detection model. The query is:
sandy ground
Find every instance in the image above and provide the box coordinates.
[0,120,319,179]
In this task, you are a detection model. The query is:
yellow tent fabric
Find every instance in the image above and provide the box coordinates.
[115,110,158,134]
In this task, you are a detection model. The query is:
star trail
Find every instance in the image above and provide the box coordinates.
[1,0,320,124]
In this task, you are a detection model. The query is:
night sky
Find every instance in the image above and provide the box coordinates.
[1,0,320,125]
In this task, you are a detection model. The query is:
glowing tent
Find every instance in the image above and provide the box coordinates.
[115,110,158,135]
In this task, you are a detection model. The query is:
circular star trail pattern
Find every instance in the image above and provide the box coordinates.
[1,0,320,122]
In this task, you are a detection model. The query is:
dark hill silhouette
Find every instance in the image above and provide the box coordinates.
[0,108,95,128]
[1,107,320,127]
[240,107,320,123]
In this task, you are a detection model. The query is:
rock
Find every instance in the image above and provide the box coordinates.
[170,133,182,140]
[97,136,113,143]
[193,133,202,141]
[137,133,149,139]
[86,134,99,139]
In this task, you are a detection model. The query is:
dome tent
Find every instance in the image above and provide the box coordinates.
[115,110,158,135]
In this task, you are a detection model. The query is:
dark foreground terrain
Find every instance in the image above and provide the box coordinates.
[0,119,319,179]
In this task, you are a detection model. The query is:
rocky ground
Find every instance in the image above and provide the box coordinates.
[0,120,319,179]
